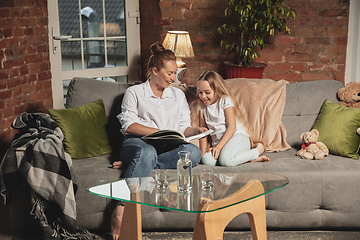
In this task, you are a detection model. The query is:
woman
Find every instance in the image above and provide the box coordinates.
[111,43,204,240]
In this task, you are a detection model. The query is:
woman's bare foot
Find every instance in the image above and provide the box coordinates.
[111,204,124,240]
[252,156,270,162]
[256,143,265,155]
[112,161,123,169]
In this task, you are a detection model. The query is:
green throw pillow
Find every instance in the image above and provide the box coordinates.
[48,99,112,159]
[312,99,360,159]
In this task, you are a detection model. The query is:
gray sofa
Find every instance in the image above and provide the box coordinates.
[10,77,360,236]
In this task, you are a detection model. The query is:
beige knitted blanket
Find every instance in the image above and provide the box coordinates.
[224,78,291,152]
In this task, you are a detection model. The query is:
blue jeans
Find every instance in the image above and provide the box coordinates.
[119,136,201,178]
[201,133,259,167]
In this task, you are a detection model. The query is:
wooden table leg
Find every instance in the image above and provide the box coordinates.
[193,180,266,240]
[119,192,142,240]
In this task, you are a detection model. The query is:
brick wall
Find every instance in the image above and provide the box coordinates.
[0,0,350,156]
[140,0,349,85]
[0,0,52,157]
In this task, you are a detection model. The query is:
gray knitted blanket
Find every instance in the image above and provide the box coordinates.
[0,113,92,240]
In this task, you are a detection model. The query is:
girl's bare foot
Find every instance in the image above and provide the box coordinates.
[111,204,124,240]
[256,143,265,155]
[112,161,123,169]
[252,156,270,162]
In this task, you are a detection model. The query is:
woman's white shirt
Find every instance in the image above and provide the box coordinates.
[203,96,248,146]
[117,80,191,135]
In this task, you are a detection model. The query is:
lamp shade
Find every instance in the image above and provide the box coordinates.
[162,31,195,58]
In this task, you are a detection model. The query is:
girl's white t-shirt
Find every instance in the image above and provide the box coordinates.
[203,96,248,146]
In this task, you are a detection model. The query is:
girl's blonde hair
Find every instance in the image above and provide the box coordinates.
[196,71,258,147]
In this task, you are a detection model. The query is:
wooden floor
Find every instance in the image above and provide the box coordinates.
[3,231,360,240]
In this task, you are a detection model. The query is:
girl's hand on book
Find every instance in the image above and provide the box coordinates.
[197,127,208,134]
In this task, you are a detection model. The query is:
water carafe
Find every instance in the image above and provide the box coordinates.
[177,151,192,192]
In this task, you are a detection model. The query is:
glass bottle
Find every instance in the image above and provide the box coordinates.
[177,151,192,192]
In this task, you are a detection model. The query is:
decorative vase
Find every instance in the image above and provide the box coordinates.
[224,61,267,79]
[177,151,192,192]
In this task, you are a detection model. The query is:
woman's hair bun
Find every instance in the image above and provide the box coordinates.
[150,42,165,55]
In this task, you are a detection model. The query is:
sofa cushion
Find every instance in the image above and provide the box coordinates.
[312,99,360,159]
[65,77,132,155]
[282,80,344,147]
[48,99,112,159]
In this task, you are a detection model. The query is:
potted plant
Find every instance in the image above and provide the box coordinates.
[218,0,296,79]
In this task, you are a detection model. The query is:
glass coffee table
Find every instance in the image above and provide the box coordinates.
[88,171,288,240]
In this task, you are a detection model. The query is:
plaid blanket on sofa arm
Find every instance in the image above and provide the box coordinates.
[0,113,92,240]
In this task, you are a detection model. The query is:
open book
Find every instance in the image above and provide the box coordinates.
[141,129,213,154]
[142,129,213,142]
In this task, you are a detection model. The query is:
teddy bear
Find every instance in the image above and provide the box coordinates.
[337,82,360,135]
[296,129,329,160]
[337,82,360,108]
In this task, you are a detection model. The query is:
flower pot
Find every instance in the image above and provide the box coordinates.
[225,61,267,79]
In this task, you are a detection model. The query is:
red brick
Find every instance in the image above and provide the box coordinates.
[15,17,37,27]
[268,73,301,82]
[3,58,25,69]
[162,10,183,18]
[297,27,315,36]
[305,37,331,45]
[310,63,325,70]
[191,35,211,44]
[0,71,9,80]
[17,0,36,7]
[3,28,13,38]
[324,45,346,54]
[302,72,333,81]
[37,71,51,81]
[288,0,310,8]
[300,8,317,17]
[256,54,283,62]
[10,7,20,17]
[320,9,347,17]
[37,16,48,26]
[7,76,26,88]
[292,63,309,72]
[0,0,15,7]
[319,56,332,64]
[14,104,26,116]
[0,19,13,28]
[337,64,345,71]
[0,89,12,100]
[27,73,37,82]
[299,17,318,26]
[9,68,20,78]
[338,17,348,26]
[13,28,23,37]
[0,9,11,17]
[24,28,34,36]
[278,36,302,44]
[4,48,14,58]
[20,8,31,17]
[310,0,337,8]
[328,26,348,36]
[295,45,313,54]
[285,53,314,62]
[274,63,291,72]
[0,120,14,133]
[39,62,49,71]
[318,17,335,26]
[334,37,347,45]
[25,54,43,64]
[31,7,45,17]
[19,65,30,75]
[334,72,344,81]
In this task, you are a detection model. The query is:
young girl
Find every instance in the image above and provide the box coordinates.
[196,71,269,166]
